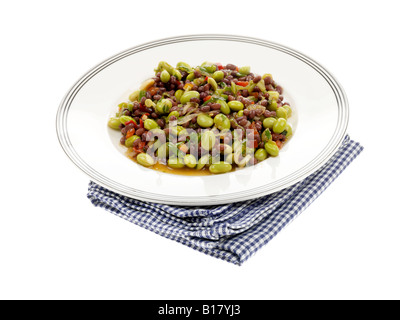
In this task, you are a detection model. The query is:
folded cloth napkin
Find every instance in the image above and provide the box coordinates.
[87,135,363,265]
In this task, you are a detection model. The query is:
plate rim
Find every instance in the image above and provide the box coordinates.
[56,34,349,206]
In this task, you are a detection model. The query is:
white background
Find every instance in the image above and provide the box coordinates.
[1,0,399,300]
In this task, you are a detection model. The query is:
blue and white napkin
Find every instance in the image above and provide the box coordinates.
[87,135,363,265]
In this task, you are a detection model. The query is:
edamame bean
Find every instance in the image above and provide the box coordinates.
[201,62,216,73]
[180,91,200,104]
[197,114,214,128]
[207,77,218,91]
[209,162,232,174]
[160,70,170,83]
[156,99,172,114]
[214,114,231,130]
[125,135,140,147]
[218,100,230,115]
[120,115,136,125]
[283,105,292,117]
[263,117,276,129]
[227,101,244,111]
[272,118,287,134]
[212,70,224,82]
[144,119,159,130]
[174,89,184,102]
[265,140,280,157]
[156,61,174,74]
[276,107,288,119]
[196,155,210,170]
[172,69,182,80]
[268,100,278,111]
[221,144,233,155]
[201,131,216,150]
[167,111,180,122]
[108,117,121,130]
[268,91,280,101]
[254,148,267,161]
[157,143,168,158]
[238,66,251,75]
[168,157,185,169]
[136,153,155,167]
[186,72,195,81]
[129,90,140,102]
[145,99,156,108]
[183,154,197,168]
[284,124,293,138]
[261,128,272,142]
[176,62,193,73]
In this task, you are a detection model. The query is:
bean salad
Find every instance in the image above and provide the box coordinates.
[108,61,293,174]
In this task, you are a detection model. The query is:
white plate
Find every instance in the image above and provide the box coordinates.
[56,34,348,206]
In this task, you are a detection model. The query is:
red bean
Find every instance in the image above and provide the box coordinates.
[253,75,261,83]
[225,64,237,70]
[136,128,145,136]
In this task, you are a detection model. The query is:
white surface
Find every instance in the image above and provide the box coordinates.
[0,0,399,300]
[60,35,345,205]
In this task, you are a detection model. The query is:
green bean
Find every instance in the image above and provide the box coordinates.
[136,153,155,167]
[125,135,140,147]
[265,140,280,156]
[214,114,231,130]
[160,70,171,83]
[276,107,288,119]
[262,73,273,80]
[201,130,216,150]
[180,91,200,104]
[263,117,276,129]
[120,115,136,125]
[209,162,232,174]
[238,66,251,75]
[207,77,218,91]
[108,117,121,130]
[168,157,185,169]
[272,118,287,134]
[197,114,214,128]
[212,70,224,82]
[237,110,244,117]
[254,148,267,161]
[144,119,159,130]
[218,99,230,115]
[227,100,244,111]
[183,154,197,168]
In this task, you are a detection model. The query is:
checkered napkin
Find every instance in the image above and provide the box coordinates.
[87,135,363,265]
